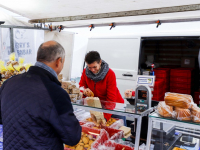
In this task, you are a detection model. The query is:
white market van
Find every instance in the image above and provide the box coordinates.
[82,29,200,100]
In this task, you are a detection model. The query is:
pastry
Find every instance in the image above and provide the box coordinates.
[72,87,80,94]
[157,101,173,117]
[174,107,191,121]
[165,92,193,109]
[119,126,131,136]
[61,81,72,89]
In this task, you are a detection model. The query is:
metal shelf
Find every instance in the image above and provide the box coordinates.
[73,103,153,120]
[146,112,200,150]
[72,103,153,150]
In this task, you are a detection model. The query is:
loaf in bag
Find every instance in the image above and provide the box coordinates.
[191,104,200,122]
[164,92,193,109]
[157,101,173,117]
[174,107,191,121]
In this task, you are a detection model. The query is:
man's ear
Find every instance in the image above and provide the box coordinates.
[56,57,62,67]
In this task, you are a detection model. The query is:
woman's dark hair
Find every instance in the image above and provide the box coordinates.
[85,51,101,64]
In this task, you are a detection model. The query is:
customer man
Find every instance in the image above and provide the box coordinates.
[79,51,125,124]
[0,41,81,150]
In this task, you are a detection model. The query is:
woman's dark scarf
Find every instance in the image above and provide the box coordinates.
[85,60,109,82]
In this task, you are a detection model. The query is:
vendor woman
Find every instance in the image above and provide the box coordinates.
[79,51,126,125]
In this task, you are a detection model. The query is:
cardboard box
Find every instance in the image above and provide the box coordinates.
[181,57,195,68]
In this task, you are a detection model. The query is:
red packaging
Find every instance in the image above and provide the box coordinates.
[170,77,191,84]
[170,87,191,95]
[194,92,200,105]
[65,126,109,150]
[103,127,124,140]
[79,121,86,126]
[100,140,134,150]
[170,68,194,78]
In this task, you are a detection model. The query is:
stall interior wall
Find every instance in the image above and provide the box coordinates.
[139,37,200,95]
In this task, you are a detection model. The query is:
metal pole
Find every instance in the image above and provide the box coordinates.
[10,28,14,53]
[134,117,142,150]
[146,117,153,150]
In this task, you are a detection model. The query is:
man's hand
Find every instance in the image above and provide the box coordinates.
[83,88,94,97]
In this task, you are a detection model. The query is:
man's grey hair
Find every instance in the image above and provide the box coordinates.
[37,41,65,62]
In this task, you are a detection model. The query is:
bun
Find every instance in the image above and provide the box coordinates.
[157,101,173,117]
[164,92,193,109]
[174,107,191,121]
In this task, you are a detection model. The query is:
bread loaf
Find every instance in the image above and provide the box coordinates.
[61,81,72,89]
[191,104,200,122]
[164,92,193,109]
[174,107,191,121]
[72,87,80,94]
[157,101,173,117]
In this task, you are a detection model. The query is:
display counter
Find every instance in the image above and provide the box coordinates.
[146,112,200,150]
[71,99,153,150]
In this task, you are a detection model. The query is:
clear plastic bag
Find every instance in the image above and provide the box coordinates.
[164,92,193,109]
[191,104,200,122]
[156,101,173,117]
[100,140,134,150]
[173,107,191,121]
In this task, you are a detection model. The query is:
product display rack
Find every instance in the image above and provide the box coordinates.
[146,112,200,150]
[72,102,153,150]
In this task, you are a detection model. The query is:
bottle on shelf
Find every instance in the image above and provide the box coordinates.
[149,64,154,76]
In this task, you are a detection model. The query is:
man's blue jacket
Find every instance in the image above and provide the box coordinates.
[0,66,82,150]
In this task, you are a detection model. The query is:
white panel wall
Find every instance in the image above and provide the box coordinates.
[44,31,75,80]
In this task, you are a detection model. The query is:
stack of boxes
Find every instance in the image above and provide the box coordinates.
[154,68,171,93]
[170,68,194,95]
[152,80,165,101]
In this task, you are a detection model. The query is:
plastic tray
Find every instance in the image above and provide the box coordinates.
[170,87,191,95]
[170,68,194,78]
[170,77,191,84]
[170,83,192,89]
[152,93,165,101]
[154,80,165,89]
[154,68,170,78]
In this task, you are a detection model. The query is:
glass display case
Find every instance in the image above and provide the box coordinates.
[146,112,200,150]
[72,98,153,150]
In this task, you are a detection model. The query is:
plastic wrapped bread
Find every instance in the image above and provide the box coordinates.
[174,107,191,121]
[157,101,173,117]
[164,92,193,109]
[191,104,200,122]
